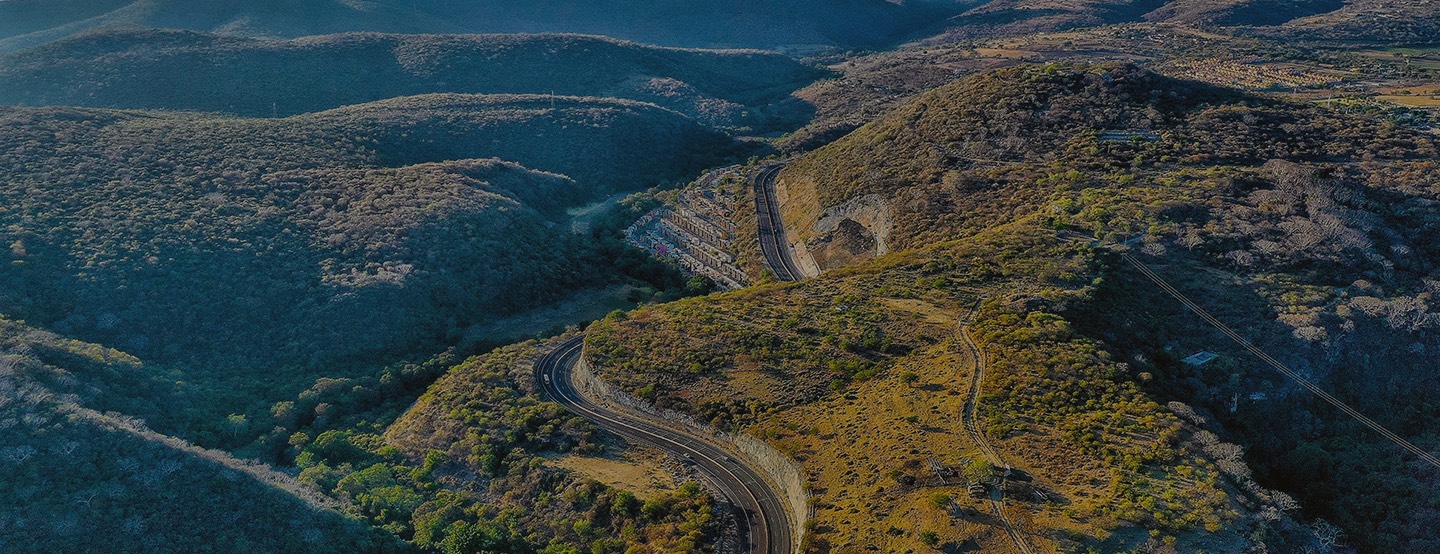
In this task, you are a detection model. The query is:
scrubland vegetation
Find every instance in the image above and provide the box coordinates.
[0,316,395,553]
[0,40,760,548]
[0,95,738,439]
[776,63,1434,276]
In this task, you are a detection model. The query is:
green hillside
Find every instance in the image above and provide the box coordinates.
[363,339,721,552]
[778,63,1423,268]
[0,316,395,553]
[0,29,825,129]
[0,96,739,439]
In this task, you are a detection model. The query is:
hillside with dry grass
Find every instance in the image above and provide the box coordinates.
[589,63,1440,552]
[1145,0,1345,27]
[586,213,1300,551]
[776,63,1427,272]
[916,0,1438,44]
[5,3,1440,551]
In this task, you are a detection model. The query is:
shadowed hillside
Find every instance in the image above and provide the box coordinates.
[1253,0,1440,43]
[0,96,741,436]
[0,0,962,53]
[0,29,826,129]
[0,316,396,553]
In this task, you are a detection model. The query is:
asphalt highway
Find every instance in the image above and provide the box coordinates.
[752,164,805,281]
[534,336,794,553]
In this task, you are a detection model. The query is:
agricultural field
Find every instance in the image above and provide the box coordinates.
[1377,82,1440,107]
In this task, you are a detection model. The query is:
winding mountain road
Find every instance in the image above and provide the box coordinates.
[752,164,805,282]
[535,337,794,554]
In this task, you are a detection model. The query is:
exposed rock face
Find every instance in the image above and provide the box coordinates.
[807,193,892,270]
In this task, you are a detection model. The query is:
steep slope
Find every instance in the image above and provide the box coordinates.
[0,316,394,553]
[0,97,739,437]
[0,0,959,53]
[0,29,825,129]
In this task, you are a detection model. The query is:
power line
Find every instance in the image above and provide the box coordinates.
[1122,254,1440,469]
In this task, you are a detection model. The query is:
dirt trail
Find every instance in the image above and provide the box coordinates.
[956,304,1040,554]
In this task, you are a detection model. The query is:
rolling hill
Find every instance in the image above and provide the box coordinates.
[775,63,1428,269]
[0,0,962,53]
[0,29,826,129]
[1253,0,1440,43]
[736,63,1439,551]
[0,94,740,438]
[3,2,1438,552]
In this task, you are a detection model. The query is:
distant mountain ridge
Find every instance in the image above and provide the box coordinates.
[0,28,825,129]
[1144,0,1346,27]
[4,0,1431,55]
[0,0,962,53]
[924,0,1435,42]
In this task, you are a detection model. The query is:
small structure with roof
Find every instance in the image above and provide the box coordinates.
[1182,351,1219,366]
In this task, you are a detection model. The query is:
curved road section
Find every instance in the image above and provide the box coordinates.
[535,337,794,554]
[752,164,805,282]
